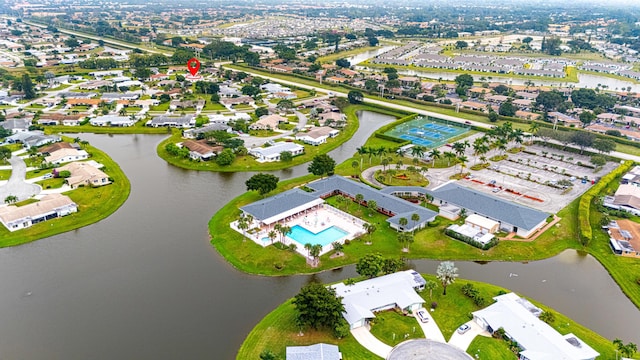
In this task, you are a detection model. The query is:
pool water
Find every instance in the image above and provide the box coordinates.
[288,225,349,247]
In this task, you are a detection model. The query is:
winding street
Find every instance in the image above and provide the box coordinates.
[0,156,41,202]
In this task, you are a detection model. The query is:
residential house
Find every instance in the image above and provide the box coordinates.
[286,344,342,360]
[250,114,287,130]
[473,293,599,360]
[332,270,426,329]
[147,115,196,128]
[90,115,135,127]
[318,112,346,127]
[295,126,339,146]
[248,142,304,162]
[170,100,205,111]
[181,140,222,161]
[56,161,111,189]
[1,119,30,134]
[0,194,78,232]
[45,148,89,165]
[183,123,232,139]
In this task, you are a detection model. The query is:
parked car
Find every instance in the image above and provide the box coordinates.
[43,173,53,179]
[464,121,472,124]
[417,310,429,323]
[457,324,471,334]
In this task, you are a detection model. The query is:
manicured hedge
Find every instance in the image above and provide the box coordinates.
[578,160,634,245]
[445,228,499,250]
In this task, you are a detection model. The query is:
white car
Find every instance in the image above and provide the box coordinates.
[417,310,429,323]
[457,324,471,334]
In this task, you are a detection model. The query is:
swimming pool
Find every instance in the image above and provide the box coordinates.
[287,225,349,247]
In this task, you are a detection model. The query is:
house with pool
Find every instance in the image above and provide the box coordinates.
[232,176,438,259]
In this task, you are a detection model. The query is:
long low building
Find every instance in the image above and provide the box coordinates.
[473,293,599,360]
[248,142,304,162]
[332,270,426,329]
[307,176,438,232]
[0,194,78,232]
[428,182,549,238]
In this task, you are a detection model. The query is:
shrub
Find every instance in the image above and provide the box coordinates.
[431,302,437,309]
[427,219,440,227]
[539,311,556,324]
[333,319,350,339]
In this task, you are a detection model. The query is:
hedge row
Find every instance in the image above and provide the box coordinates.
[578,160,634,245]
[444,228,499,250]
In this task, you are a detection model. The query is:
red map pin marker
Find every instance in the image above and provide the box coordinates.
[187,58,200,76]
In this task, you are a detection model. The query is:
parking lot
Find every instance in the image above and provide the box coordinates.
[459,145,618,213]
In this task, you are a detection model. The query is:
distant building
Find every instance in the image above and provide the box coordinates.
[248,142,304,162]
[56,162,111,189]
[147,115,195,128]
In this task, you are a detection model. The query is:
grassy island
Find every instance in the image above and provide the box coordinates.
[0,138,131,247]
[237,275,621,359]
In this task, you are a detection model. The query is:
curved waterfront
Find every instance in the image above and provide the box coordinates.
[0,111,638,359]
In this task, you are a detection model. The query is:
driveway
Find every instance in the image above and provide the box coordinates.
[447,320,490,351]
[351,326,392,359]
[0,156,41,202]
[414,308,446,343]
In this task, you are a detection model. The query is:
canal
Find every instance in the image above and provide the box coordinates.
[0,111,638,359]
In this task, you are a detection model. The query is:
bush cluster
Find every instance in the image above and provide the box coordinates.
[461,283,486,307]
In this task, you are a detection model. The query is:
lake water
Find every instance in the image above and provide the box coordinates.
[0,111,638,359]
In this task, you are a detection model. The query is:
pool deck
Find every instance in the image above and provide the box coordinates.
[231,205,366,259]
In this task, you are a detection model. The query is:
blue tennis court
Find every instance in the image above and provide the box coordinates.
[384,116,469,148]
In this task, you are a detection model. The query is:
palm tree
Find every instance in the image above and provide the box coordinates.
[411,213,420,233]
[457,155,468,175]
[528,121,540,139]
[118,107,127,116]
[377,146,388,160]
[443,151,456,167]
[411,145,425,159]
[356,146,367,170]
[237,216,249,240]
[335,195,346,210]
[424,280,437,300]
[398,232,413,252]
[367,200,378,217]
[304,243,312,257]
[332,241,344,256]
[399,217,408,231]
[351,160,359,176]
[395,159,403,171]
[381,157,390,172]
[428,149,441,167]
[4,195,18,204]
[268,230,277,244]
[355,193,364,205]
[310,244,322,265]
[363,223,376,244]
[436,261,459,295]
[452,142,466,156]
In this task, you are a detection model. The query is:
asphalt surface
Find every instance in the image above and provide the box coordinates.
[0,156,41,202]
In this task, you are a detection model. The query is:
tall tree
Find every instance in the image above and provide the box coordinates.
[356,253,384,278]
[292,283,345,330]
[21,74,36,99]
[245,173,279,196]
[436,261,459,295]
[411,213,420,233]
[347,90,363,104]
[308,154,336,178]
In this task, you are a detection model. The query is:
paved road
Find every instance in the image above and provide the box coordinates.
[24,21,171,56]
[225,67,640,163]
[0,156,41,202]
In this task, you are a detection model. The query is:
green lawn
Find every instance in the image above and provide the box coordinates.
[0,169,10,180]
[375,169,429,187]
[467,336,516,360]
[158,104,392,172]
[36,177,66,189]
[369,310,425,346]
[0,139,130,247]
[237,274,622,360]
[13,198,39,207]
[150,102,170,112]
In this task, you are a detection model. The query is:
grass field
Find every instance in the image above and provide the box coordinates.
[0,139,130,247]
[237,274,623,359]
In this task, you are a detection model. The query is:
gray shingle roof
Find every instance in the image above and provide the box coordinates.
[240,189,320,221]
[308,176,437,228]
[428,182,548,231]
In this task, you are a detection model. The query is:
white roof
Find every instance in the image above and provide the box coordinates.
[249,142,304,158]
[473,293,599,360]
[333,270,426,327]
[466,214,499,230]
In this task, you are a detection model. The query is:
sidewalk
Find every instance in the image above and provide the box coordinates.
[351,326,392,359]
